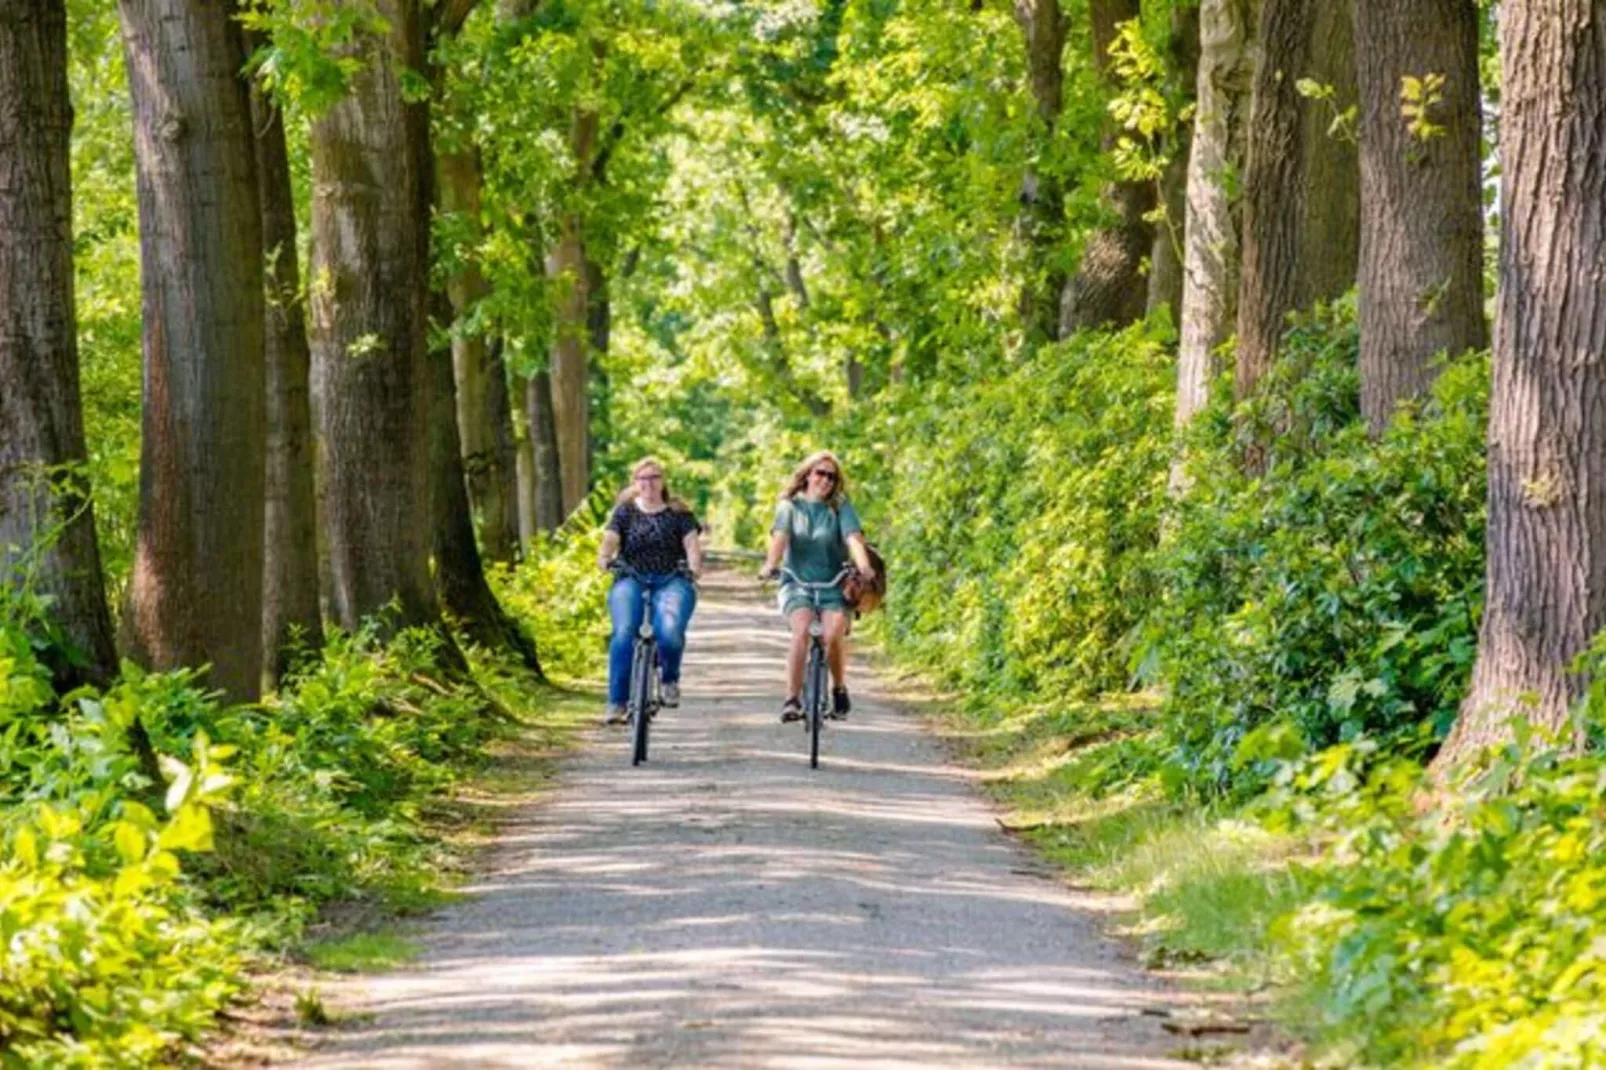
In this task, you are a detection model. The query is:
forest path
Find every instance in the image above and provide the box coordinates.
[298,570,1195,1068]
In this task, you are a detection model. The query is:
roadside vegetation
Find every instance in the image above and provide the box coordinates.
[7,0,1604,1065]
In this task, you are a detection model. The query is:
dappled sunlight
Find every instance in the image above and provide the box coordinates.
[301,578,1190,1068]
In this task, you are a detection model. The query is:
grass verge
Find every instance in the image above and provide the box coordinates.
[883,669,1311,998]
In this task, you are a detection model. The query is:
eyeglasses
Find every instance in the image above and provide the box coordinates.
[810,468,839,482]
[636,473,663,483]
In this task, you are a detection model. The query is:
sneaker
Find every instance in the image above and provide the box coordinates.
[603,704,628,726]
[662,682,680,708]
[780,697,803,723]
[830,687,851,719]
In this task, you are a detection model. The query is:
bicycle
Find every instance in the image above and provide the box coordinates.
[768,565,855,769]
[609,561,681,766]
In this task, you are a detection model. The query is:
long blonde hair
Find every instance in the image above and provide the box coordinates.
[615,456,691,512]
[780,449,848,508]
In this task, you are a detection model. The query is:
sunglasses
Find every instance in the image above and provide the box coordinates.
[810,468,839,482]
[636,473,663,483]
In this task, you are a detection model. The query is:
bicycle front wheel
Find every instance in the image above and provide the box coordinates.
[629,641,653,766]
[805,642,827,769]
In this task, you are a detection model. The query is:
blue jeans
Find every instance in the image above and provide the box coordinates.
[607,574,697,706]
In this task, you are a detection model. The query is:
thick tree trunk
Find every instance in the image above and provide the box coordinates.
[526,370,565,532]
[1233,0,1360,399]
[307,0,441,634]
[1013,0,1069,342]
[0,0,119,689]
[547,211,592,515]
[427,292,543,673]
[119,0,266,702]
[1435,0,1606,764]
[1353,0,1486,434]
[1171,0,1257,495]
[248,36,323,687]
[1297,0,1361,305]
[439,146,519,564]
[1146,4,1202,321]
[1060,0,1156,335]
[1175,0,1256,432]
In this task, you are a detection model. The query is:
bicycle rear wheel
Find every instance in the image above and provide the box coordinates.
[805,642,826,769]
[629,641,653,766]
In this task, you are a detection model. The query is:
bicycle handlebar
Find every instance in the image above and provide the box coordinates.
[768,565,855,589]
[607,560,695,582]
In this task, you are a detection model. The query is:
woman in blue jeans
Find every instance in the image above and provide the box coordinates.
[596,457,703,724]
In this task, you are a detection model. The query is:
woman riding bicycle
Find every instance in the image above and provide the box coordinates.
[597,457,704,725]
[758,450,876,723]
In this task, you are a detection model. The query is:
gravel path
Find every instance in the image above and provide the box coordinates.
[299,572,1194,1068]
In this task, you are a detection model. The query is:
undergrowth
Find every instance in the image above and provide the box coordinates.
[0,533,596,1067]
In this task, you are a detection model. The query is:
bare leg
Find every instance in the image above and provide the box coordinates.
[786,609,812,699]
[822,610,851,688]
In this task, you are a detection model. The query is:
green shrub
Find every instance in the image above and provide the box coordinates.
[1273,704,1606,1067]
[867,322,1175,699]
[1144,302,1488,796]
[0,579,539,1063]
[1,625,242,1067]
[491,504,613,683]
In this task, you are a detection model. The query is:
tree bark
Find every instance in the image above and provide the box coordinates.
[1353,0,1486,434]
[511,378,537,545]
[1435,0,1606,764]
[1146,4,1202,321]
[585,254,609,480]
[307,0,441,634]
[1013,0,1069,342]
[1171,0,1257,496]
[547,215,591,515]
[1233,0,1360,399]
[248,35,324,687]
[439,145,519,563]
[1299,0,1361,304]
[1175,0,1256,433]
[526,370,565,532]
[0,0,119,689]
[427,293,543,673]
[119,0,266,702]
[1060,0,1156,335]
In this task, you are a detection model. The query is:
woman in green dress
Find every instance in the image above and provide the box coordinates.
[758,450,876,722]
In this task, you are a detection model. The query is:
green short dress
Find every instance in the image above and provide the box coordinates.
[774,496,862,616]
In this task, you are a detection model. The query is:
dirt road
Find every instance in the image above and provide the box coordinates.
[298,572,1194,1068]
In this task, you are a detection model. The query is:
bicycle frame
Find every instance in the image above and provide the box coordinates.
[610,562,669,766]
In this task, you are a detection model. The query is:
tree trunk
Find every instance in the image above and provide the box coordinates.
[0,0,119,690]
[1060,0,1156,335]
[486,340,521,555]
[307,0,441,634]
[440,146,519,564]
[511,379,537,545]
[1297,0,1361,305]
[1353,0,1486,434]
[1147,4,1202,321]
[547,210,592,515]
[526,369,565,531]
[1175,0,1257,433]
[1233,0,1360,399]
[585,254,609,480]
[1013,0,1069,342]
[119,0,266,702]
[1435,0,1606,764]
[248,35,324,687]
[428,291,543,673]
